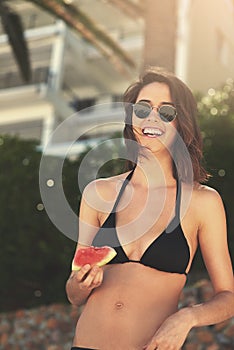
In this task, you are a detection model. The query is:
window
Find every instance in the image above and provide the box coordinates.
[70,97,96,112]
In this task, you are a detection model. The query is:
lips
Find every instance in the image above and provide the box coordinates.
[142,127,164,137]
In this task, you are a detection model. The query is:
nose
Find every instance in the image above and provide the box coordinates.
[147,108,160,122]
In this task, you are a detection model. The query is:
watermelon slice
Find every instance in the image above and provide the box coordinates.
[72,246,117,271]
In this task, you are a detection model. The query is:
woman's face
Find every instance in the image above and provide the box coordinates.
[132,82,178,153]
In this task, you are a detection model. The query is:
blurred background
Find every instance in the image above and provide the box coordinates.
[0,0,234,349]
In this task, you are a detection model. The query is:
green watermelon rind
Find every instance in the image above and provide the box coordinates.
[71,246,117,271]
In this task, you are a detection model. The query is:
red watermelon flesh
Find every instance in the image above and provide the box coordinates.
[72,246,117,271]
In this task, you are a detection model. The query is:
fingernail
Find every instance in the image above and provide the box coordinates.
[84,264,90,270]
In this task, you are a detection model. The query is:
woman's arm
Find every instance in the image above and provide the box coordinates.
[66,181,105,306]
[66,263,103,306]
[145,187,234,350]
[185,187,234,325]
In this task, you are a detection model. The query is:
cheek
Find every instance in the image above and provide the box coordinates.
[163,123,178,145]
[168,114,178,129]
[126,114,141,141]
[131,114,143,135]
[132,126,141,142]
[169,117,178,132]
[131,113,140,126]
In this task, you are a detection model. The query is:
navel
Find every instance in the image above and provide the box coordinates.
[114,301,124,309]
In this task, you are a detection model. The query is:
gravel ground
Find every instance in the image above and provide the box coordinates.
[0,279,233,350]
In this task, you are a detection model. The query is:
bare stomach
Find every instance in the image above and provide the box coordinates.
[73,263,186,350]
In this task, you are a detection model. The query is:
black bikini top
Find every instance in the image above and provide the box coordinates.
[92,168,190,276]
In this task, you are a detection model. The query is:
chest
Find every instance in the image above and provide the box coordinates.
[115,185,177,236]
[113,185,198,261]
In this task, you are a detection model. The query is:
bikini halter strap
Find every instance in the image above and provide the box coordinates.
[111,166,181,220]
[111,166,136,213]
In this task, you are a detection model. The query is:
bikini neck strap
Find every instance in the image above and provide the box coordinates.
[111,165,136,212]
[112,166,181,218]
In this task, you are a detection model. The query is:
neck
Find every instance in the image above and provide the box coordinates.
[133,148,176,188]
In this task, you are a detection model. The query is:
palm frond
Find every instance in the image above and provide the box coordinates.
[28,0,136,74]
[105,0,144,19]
[0,1,31,82]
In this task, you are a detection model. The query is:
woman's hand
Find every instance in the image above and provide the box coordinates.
[66,264,103,306]
[143,308,194,350]
[75,264,104,291]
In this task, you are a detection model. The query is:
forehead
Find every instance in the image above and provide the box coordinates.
[136,82,172,103]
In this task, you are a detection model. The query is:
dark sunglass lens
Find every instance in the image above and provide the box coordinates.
[159,105,176,122]
[134,102,151,118]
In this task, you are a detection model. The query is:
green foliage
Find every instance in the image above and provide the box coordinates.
[191,79,234,271]
[0,134,125,312]
[0,136,76,311]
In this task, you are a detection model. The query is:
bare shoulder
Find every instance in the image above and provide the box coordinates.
[180,182,225,225]
[82,171,131,212]
[193,183,223,206]
[190,183,225,224]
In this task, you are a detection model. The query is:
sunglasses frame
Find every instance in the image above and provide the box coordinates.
[132,101,177,123]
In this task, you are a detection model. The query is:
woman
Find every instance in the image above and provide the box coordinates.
[66,67,234,350]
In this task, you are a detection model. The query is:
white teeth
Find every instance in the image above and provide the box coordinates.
[143,128,163,136]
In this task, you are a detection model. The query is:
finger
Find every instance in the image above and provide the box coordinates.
[143,340,158,350]
[76,264,92,282]
[92,270,103,287]
[80,265,101,289]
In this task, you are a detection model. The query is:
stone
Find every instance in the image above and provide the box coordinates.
[183,343,202,350]
[47,345,62,350]
[223,323,234,338]
[214,319,230,331]
[15,309,25,318]
[0,332,8,346]
[196,329,214,343]
[46,317,59,329]
[206,343,219,350]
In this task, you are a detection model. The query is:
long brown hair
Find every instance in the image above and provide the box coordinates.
[123,67,209,183]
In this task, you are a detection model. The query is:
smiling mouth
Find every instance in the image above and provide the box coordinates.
[142,127,164,137]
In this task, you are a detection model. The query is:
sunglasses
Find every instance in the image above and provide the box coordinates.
[133,101,177,123]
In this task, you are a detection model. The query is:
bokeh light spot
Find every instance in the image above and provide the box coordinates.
[47,179,55,187]
[34,290,42,297]
[208,88,216,96]
[210,107,218,115]
[22,158,30,166]
[36,203,44,211]
[218,169,226,177]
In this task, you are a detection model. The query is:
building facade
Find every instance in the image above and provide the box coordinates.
[0,0,234,151]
